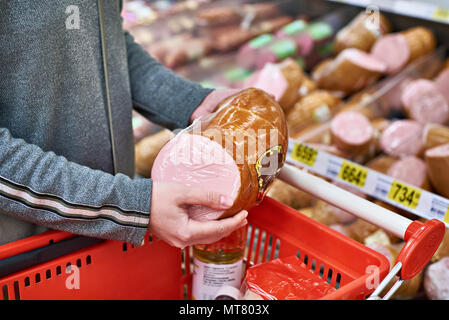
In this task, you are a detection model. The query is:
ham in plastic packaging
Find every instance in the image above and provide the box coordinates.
[151,88,288,222]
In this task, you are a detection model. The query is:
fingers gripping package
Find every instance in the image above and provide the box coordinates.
[151,88,288,221]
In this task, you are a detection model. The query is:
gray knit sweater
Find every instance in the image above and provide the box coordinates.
[0,0,212,245]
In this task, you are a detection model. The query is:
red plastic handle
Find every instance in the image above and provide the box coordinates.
[396,219,446,280]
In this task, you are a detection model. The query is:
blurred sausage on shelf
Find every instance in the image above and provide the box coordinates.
[423,123,449,151]
[333,11,392,54]
[287,90,341,135]
[424,257,449,300]
[330,111,374,157]
[400,79,449,125]
[379,120,424,157]
[425,143,449,199]
[312,48,387,95]
[371,26,436,74]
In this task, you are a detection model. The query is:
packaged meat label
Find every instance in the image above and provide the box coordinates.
[270,39,297,60]
[306,22,333,40]
[248,34,274,49]
[281,20,308,36]
[223,67,252,83]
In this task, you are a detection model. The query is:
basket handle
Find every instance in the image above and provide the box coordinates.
[279,164,445,281]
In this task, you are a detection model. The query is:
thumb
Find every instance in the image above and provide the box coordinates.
[179,187,235,210]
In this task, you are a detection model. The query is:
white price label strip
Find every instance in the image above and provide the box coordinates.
[327,0,449,25]
[286,139,449,227]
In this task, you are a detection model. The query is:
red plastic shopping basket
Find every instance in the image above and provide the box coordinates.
[0,197,395,300]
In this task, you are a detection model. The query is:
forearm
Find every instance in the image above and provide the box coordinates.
[124,31,213,130]
[0,128,151,245]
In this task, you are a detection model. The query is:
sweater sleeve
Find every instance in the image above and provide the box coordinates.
[124,30,213,130]
[0,127,152,246]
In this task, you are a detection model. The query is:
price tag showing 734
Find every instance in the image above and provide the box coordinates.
[387,180,421,210]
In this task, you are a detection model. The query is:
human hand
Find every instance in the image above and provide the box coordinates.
[149,181,248,248]
[190,88,241,123]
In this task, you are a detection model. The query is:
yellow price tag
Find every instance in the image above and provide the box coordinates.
[387,180,421,210]
[433,7,449,22]
[338,160,368,188]
[444,207,449,224]
[291,143,318,167]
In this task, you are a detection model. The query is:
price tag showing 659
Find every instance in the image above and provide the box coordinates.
[291,143,318,167]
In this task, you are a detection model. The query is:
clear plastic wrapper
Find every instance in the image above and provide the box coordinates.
[151,88,288,221]
[240,255,336,300]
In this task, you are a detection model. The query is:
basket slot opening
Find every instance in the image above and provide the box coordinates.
[86,255,92,265]
[56,265,62,276]
[272,238,280,259]
[183,283,189,300]
[326,269,333,285]
[122,243,127,252]
[24,277,30,287]
[261,231,270,262]
[66,262,71,273]
[181,247,193,277]
[266,234,274,261]
[181,248,187,276]
[335,273,342,289]
[13,281,20,300]
[46,269,51,280]
[311,259,316,272]
[254,230,267,265]
[76,259,82,268]
[303,254,308,266]
[245,225,257,266]
[250,226,260,264]
[35,273,41,284]
[319,264,325,278]
[2,284,8,300]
